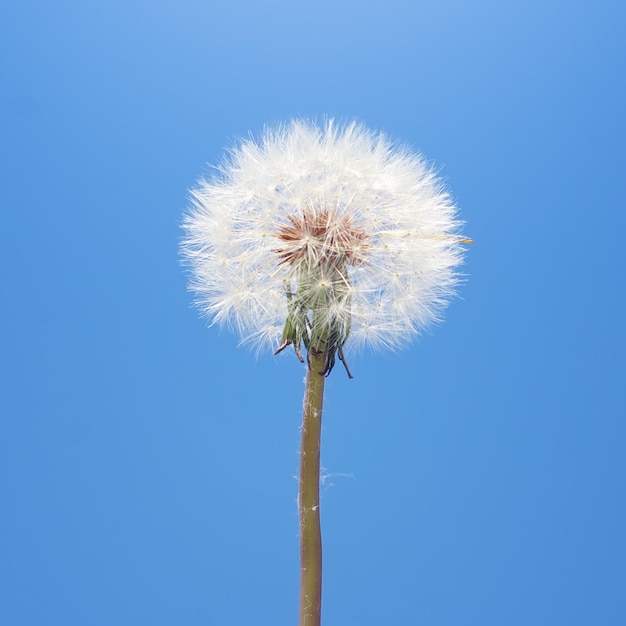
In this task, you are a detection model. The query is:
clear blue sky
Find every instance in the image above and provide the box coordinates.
[2,1,625,624]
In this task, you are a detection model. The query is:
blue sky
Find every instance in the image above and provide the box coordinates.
[2,1,625,624]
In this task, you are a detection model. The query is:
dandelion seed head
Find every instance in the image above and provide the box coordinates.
[181,119,469,363]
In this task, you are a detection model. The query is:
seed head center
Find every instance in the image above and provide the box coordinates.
[275,208,369,269]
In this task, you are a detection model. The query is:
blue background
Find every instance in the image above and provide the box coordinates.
[2,1,625,624]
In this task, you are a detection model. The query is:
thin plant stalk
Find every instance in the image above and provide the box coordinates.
[298,348,326,626]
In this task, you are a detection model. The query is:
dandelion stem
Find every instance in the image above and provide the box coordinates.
[298,349,326,626]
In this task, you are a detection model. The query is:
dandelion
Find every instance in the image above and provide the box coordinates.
[181,120,470,626]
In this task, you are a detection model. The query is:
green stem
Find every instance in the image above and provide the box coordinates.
[298,350,326,626]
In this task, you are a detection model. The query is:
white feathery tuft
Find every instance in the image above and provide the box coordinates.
[181,119,469,364]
